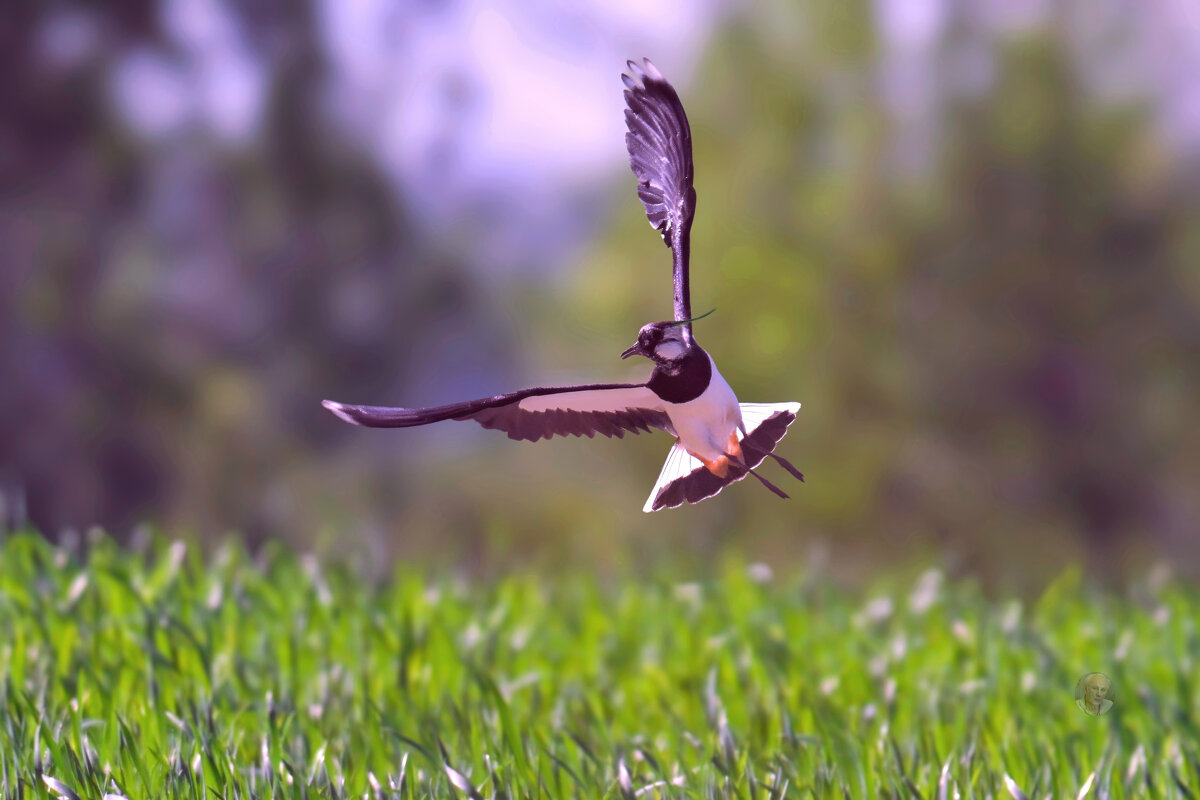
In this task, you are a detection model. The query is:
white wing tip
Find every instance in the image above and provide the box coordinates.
[322,399,359,425]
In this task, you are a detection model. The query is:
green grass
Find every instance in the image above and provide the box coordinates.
[1,531,1197,799]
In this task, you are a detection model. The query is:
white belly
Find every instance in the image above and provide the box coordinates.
[665,354,742,462]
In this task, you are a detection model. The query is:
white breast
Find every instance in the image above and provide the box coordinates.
[664,354,742,462]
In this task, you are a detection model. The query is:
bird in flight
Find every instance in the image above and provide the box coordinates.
[323,59,804,511]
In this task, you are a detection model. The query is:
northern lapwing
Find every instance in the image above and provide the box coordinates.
[323,59,804,511]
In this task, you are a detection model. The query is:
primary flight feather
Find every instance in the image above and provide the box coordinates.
[623,58,697,329]
[323,59,804,511]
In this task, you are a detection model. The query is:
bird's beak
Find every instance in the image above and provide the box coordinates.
[621,343,642,360]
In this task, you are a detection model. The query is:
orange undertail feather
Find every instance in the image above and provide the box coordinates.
[688,431,745,478]
[726,431,743,460]
[690,453,731,478]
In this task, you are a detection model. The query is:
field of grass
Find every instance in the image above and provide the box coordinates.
[1,531,1197,799]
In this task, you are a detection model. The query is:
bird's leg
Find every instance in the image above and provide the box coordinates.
[744,467,789,499]
[768,452,805,482]
[727,452,790,500]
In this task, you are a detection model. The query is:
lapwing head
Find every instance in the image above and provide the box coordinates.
[620,309,714,367]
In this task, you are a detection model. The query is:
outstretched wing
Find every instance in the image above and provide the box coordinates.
[323,383,671,443]
[645,402,802,512]
[623,58,696,328]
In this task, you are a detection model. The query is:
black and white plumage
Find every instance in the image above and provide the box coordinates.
[323,59,804,512]
[623,58,696,332]
[325,383,669,443]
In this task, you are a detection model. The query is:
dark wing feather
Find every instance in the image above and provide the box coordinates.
[650,408,800,511]
[323,383,670,443]
[623,58,696,326]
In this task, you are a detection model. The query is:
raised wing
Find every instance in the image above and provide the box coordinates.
[645,402,803,512]
[323,383,671,443]
[623,58,696,328]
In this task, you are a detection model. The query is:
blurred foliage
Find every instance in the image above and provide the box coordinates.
[525,1,1200,583]
[1,1,1198,583]
[0,2,515,552]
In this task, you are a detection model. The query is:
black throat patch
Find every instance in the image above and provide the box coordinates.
[647,345,712,404]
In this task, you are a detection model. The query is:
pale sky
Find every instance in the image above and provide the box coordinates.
[316,0,727,269]
[100,0,1200,269]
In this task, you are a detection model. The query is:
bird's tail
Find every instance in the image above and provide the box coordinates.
[644,402,802,512]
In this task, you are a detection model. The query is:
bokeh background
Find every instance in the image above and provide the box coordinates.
[3,0,1198,585]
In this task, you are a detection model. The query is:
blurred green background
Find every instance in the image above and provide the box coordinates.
[3,0,1198,585]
